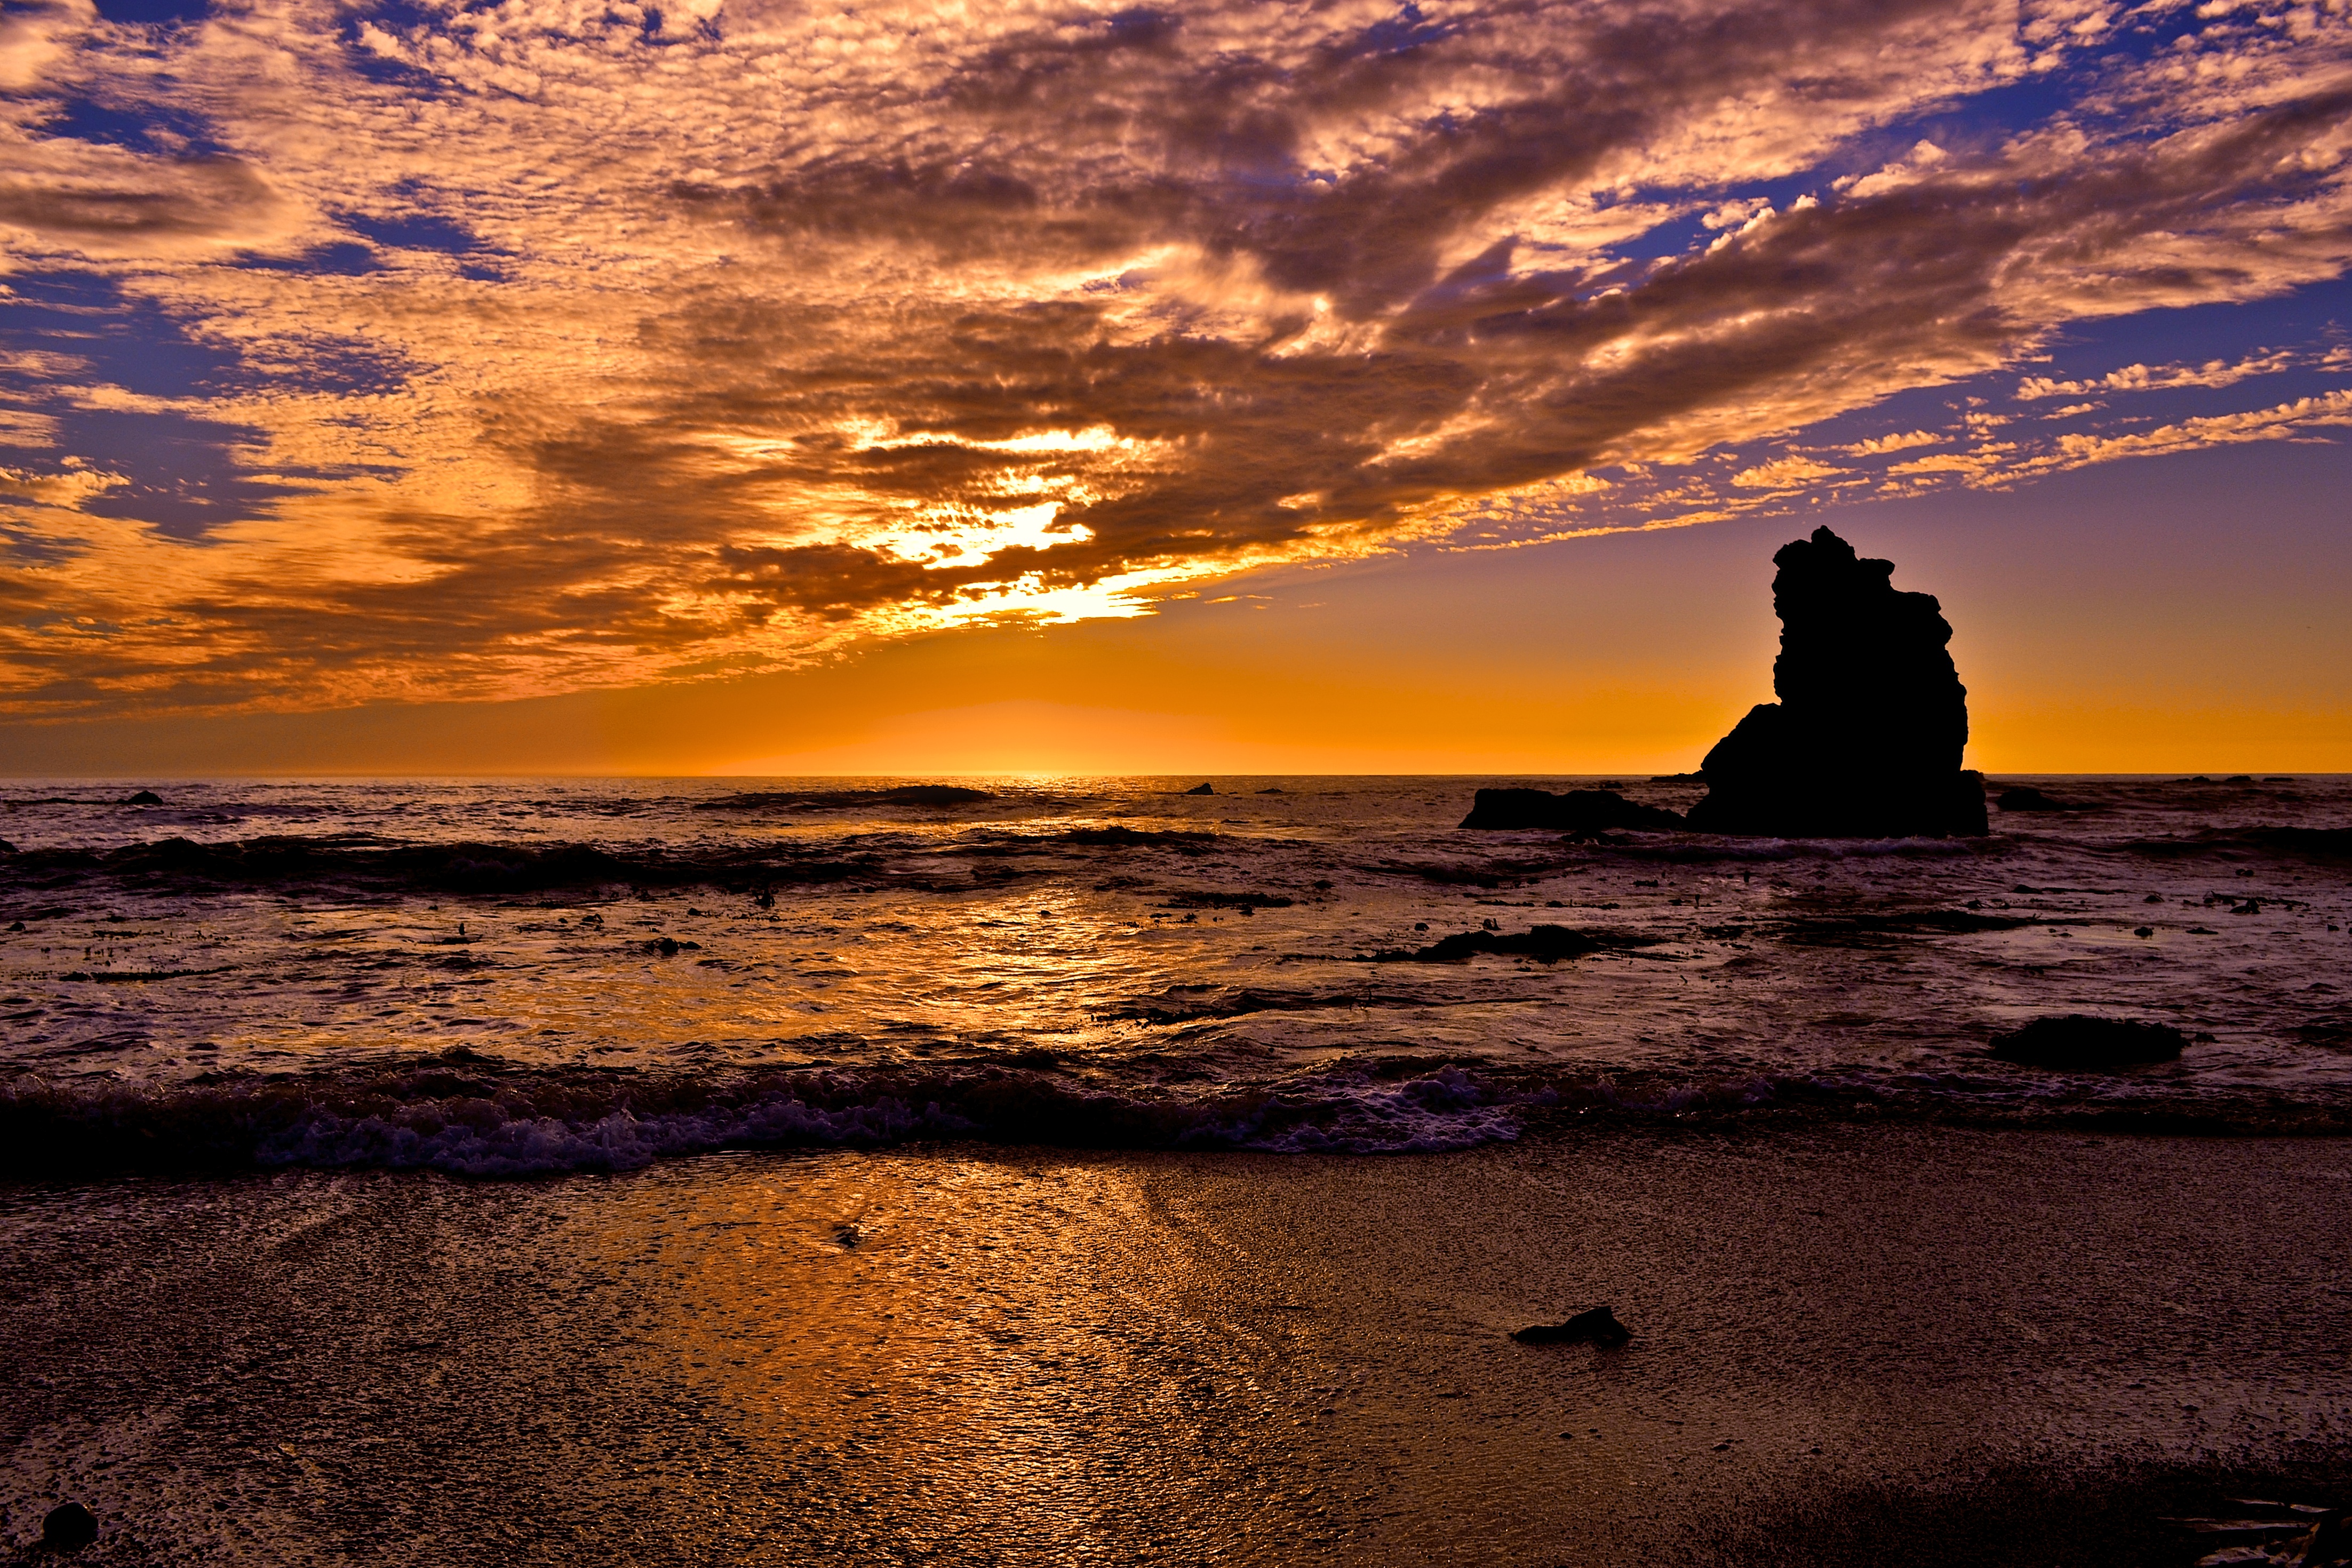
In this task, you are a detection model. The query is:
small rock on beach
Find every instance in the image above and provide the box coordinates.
[1511,1305,1633,1347]
[43,1502,100,1550]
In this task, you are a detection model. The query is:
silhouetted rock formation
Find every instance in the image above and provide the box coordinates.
[1183,782,1216,796]
[1688,527,1987,838]
[124,790,163,806]
[1989,1015,2187,1069]
[1459,788,1686,832]
[1512,1305,1632,1347]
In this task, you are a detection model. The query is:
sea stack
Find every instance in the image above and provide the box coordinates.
[1688,526,1987,837]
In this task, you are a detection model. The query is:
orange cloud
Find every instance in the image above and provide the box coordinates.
[2,0,2350,717]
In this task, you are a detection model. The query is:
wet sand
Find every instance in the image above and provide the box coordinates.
[5,1125,2350,1565]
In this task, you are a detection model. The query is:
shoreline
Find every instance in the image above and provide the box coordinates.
[7,1121,2349,1564]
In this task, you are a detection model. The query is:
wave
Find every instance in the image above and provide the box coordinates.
[693,785,997,812]
[0,1055,1535,1179]
[2122,826,2352,860]
[0,824,1251,900]
[6,1052,2347,1181]
[1,835,891,897]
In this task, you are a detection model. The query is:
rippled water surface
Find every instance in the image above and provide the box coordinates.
[3,774,2348,1172]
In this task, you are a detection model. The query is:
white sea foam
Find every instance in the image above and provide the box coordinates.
[257,1095,978,1178]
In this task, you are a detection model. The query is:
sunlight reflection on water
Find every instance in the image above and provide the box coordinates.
[3,774,2349,1170]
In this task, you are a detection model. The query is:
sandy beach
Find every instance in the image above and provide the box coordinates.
[7,1123,2349,1565]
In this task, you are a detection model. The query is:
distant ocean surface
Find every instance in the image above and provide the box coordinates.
[3,775,2348,1176]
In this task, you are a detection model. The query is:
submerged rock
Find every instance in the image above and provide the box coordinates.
[1512,1305,1632,1347]
[1372,924,1655,963]
[1990,1015,2188,1069]
[43,1502,100,1549]
[1687,527,1987,838]
[1459,787,1686,833]
[124,790,163,806]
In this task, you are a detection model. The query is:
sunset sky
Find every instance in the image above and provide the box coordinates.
[2,0,2348,774]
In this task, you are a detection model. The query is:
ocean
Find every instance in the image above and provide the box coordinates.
[7,776,2352,1564]
[3,774,2347,1175]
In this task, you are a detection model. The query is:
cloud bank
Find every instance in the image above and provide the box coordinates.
[1,0,2349,713]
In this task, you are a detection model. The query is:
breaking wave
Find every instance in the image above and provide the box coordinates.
[0,1057,1536,1179]
[7,1053,2347,1181]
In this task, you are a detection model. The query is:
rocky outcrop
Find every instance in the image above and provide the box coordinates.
[1458,787,1686,833]
[1688,526,1987,838]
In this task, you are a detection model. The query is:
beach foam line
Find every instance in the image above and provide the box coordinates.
[0,1060,1534,1179]
[9,1051,2350,1179]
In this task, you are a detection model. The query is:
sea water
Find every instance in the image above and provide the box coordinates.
[3,774,2347,1175]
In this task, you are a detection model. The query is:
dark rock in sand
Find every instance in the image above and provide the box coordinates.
[1458,788,1685,833]
[1995,786,2075,812]
[1687,527,1987,838]
[124,790,163,806]
[1255,787,1285,794]
[1183,782,1216,796]
[1989,1015,2188,1069]
[43,1502,100,1549]
[1512,1305,1632,1347]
